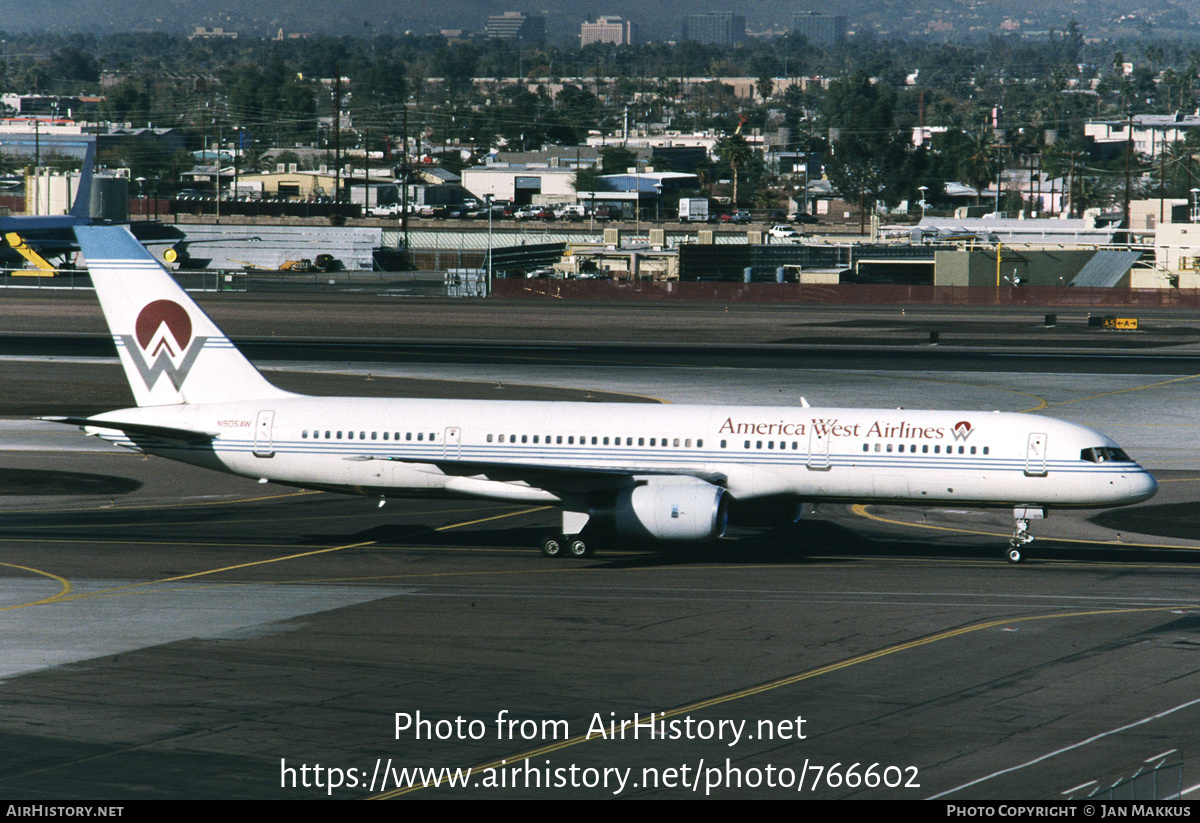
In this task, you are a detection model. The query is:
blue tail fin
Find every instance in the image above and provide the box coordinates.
[75,225,292,407]
[69,141,95,220]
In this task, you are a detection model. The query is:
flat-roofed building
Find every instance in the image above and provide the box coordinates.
[486,12,545,43]
[790,12,847,47]
[682,12,745,45]
[580,16,637,46]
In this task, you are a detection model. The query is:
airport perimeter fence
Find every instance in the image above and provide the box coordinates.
[1084,758,1183,801]
[0,268,235,291]
[491,278,1200,308]
[0,268,428,293]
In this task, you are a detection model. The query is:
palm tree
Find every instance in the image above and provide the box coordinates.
[717,132,755,207]
[961,130,1000,205]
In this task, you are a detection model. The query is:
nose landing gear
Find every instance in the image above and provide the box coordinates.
[1006,507,1043,563]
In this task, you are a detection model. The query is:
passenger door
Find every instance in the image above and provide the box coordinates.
[254,410,275,458]
[1024,433,1047,477]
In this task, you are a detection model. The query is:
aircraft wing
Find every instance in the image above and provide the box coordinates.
[374,455,728,494]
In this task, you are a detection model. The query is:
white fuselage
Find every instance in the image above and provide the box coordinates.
[88,397,1159,511]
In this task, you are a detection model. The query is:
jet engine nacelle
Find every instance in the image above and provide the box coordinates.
[727,494,804,528]
[612,479,729,541]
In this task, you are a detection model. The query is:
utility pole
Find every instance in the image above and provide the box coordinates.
[401,104,409,258]
[1160,129,1167,228]
[1123,112,1133,236]
[334,71,342,223]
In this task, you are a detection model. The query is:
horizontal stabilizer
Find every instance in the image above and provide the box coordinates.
[41,416,218,444]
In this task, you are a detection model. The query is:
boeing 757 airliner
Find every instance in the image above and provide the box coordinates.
[52,225,1158,563]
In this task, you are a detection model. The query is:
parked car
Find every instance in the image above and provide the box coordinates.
[513,205,549,221]
[432,204,467,219]
[553,204,588,220]
[466,204,506,219]
[366,203,402,218]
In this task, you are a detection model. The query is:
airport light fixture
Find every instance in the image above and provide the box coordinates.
[485,193,493,297]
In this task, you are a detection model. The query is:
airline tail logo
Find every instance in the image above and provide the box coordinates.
[951,420,974,441]
[121,300,208,390]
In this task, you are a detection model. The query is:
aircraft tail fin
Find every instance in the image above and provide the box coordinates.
[69,141,95,221]
[74,225,293,407]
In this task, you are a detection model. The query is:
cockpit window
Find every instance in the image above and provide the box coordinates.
[1080,447,1132,463]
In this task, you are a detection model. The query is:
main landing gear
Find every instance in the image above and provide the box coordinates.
[541,505,595,559]
[1006,507,1043,564]
[540,534,594,559]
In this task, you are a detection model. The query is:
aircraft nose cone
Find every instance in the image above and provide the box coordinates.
[1128,470,1158,503]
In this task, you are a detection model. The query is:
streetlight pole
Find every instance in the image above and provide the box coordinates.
[635,162,641,235]
[485,193,493,297]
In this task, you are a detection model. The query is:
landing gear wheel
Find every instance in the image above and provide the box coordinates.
[541,535,564,558]
[566,537,592,559]
[1006,517,1035,564]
